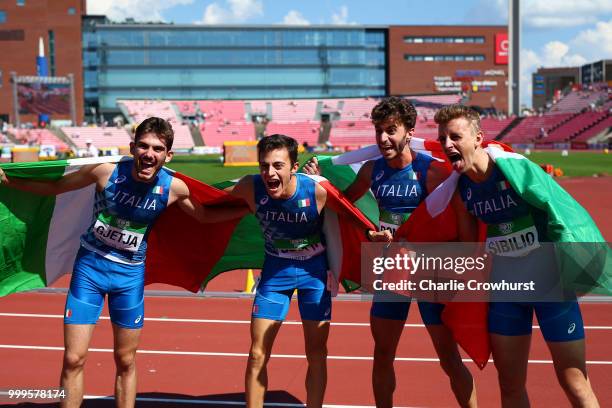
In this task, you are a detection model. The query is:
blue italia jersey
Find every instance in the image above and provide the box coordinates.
[370,152,433,235]
[458,165,548,257]
[80,159,173,264]
[254,173,325,260]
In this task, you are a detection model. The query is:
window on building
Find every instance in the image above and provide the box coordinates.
[405,54,485,62]
[68,7,76,15]
[16,0,25,6]
[0,11,6,23]
[404,35,487,44]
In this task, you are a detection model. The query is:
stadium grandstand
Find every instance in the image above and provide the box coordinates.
[5,82,597,155]
[2,88,609,162]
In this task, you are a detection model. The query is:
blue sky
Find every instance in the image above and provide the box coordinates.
[87,0,612,107]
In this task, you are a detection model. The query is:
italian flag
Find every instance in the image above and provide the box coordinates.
[0,156,376,296]
[394,144,611,368]
[0,156,116,296]
[397,146,611,295]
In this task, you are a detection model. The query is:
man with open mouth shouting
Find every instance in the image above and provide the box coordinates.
[436,104,599,408]
[303,97,478,408]
[205,134,333,407]
[0,117,212,408]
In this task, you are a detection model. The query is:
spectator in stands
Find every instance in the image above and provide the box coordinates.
[85,139,99,158]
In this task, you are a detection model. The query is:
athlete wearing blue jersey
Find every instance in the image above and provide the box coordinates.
[436,105,599,408]
[207,134,332,408]
[304,97,477,408]
[0,117,222,408]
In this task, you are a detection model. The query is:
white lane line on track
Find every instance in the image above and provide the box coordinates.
[1,344,611,365]
[1,313,611,330]
[0,392,419,408]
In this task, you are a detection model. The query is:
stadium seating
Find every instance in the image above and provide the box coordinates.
[198,101,246,122]
[171,124,196,149]
[480,117,514,141]
[549,88,609,113]
[502,113,573,143]
[572,113,612,142]
[61,126,131,148]
[8,129,69,149]
[329,120,374,146]
[546,111,609,142]
[115,95,612,148]
[247,100,269,117]
[339,98,378,120]
[270,100,318,121]
[175,100,197,117]
[266,121,320,145]
[120,100,181,124]
[200,121,255,147]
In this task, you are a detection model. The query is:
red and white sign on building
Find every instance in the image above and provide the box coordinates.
[495,33,508,65]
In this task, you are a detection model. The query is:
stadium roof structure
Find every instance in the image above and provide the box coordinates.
[87,22,389,29]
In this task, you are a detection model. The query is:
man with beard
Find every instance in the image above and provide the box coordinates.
[205,134,333,407]
[436,104,599,407]
[303,97,478,408]
[0,117,222,408]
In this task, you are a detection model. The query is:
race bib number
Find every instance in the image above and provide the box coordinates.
[271,243,326,260]
[271,234,325,260]
[379,209,410,237]
[92,213,146,253]
[486,215,540,257]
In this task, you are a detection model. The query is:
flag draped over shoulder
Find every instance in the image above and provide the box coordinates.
[485,147,611,294]
[397,146,611,295]
[393,143,611,368]
[0,156,375,296]
[146,171,376,292]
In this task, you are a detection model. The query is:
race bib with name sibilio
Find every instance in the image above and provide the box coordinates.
[486,214,541,257]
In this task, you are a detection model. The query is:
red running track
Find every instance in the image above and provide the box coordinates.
[0,293,610,407]
[0,177,610,406]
